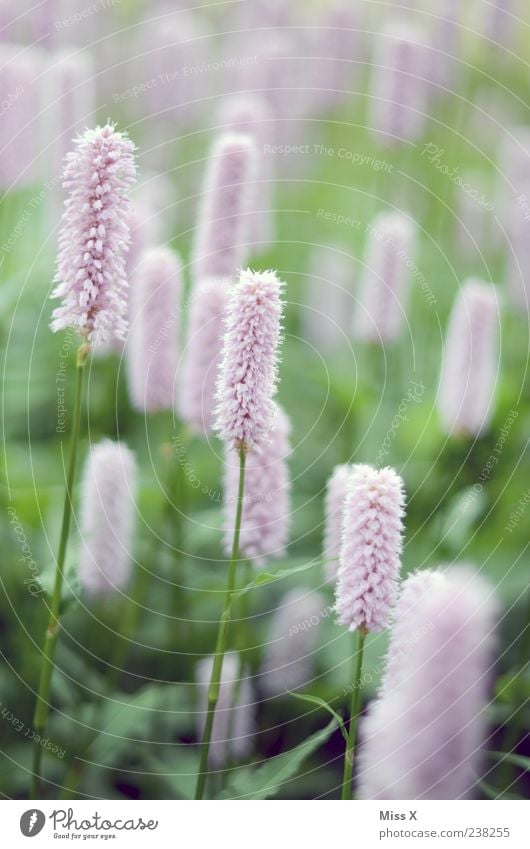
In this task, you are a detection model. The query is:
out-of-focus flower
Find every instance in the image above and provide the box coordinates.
[127,247,182,413]
[178,275,231,436]
[0,44,45,189]
[353,212,416,344]
[323,464,353,582]
[78,440,137,595]
[192,133,257,282]
[218,94,275,248]
[48,49,95,179]
[196,652,254,767]
[223,404,291,565]
[358,566,499,799]
[369,22,430,146]
[260,587,328,695]
[437,279,500,437]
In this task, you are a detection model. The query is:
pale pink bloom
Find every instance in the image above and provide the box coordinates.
[427,0,461,91]
[358,566,499,799]
[499,127,530,309]
[335,465,405,633]
[437,280,500,437]
[178,276,231,435]
[0,44,44,189]
[323,464,353,582]
[135,12,206,127]
[482,0,517,51]
[196,652,254,768]
[223,405,291,565]
[260,587,328,696]
[353,212,416,344]
[306,0,363,111]
[218,94,275,247]
[48,49,95,179]
[50,124,137,342]
[192,133,257,281]
[303,246,355,353]
[369,22,430,147]
[127,247,182,413]
[78,440,137,595]
[215,268,284,450]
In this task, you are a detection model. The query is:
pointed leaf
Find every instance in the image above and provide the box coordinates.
[289,691,348,744]
[219,716,338,799]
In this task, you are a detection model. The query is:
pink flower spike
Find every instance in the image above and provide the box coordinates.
[78,440,137,596]
[353,211,416,345]
[50,123,137,343]
[437,279,501,438]
[335,465,406,634]
[178,276,231,436]
[215,268,284,450]
[357,566,500,799]
[192,133,257,281]
[127,247,183,413]
[223,404,291,565]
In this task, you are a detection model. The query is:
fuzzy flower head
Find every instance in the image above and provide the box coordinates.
[127,247,183,413]
[223,404,291,565]
[353,211,416,344]
[78,439,137,595]
[260,587,328,696]
[437,279,500,438]
[178,276,231,436]
[335,465,405,633]
[358,566,499,799]
[323,464,353,582]
[215,268,284,450]
[50,123,137,343]
[196,652,254,768]
[192,132,257,282]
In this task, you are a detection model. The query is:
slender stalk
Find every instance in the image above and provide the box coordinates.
[31,343,88,799]
[194,446,246,800]
[341,627,367,801]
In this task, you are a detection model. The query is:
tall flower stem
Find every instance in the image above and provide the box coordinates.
[341,627,367,801]
[194,446,246,801]
[31,343,89,799]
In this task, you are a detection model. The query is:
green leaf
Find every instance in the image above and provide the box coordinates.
[289,692,348,744]
[219,716,338,800]
[475,778,523,800]
[36,553,80,613]
[484,751,530,772]
[233,557,331,599]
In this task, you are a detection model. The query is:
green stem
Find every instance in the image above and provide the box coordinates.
[194,446,246,801]
[341,628,367,801]
[31,343,88,799]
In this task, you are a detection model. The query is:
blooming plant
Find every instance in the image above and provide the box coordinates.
[0,0,527,808]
